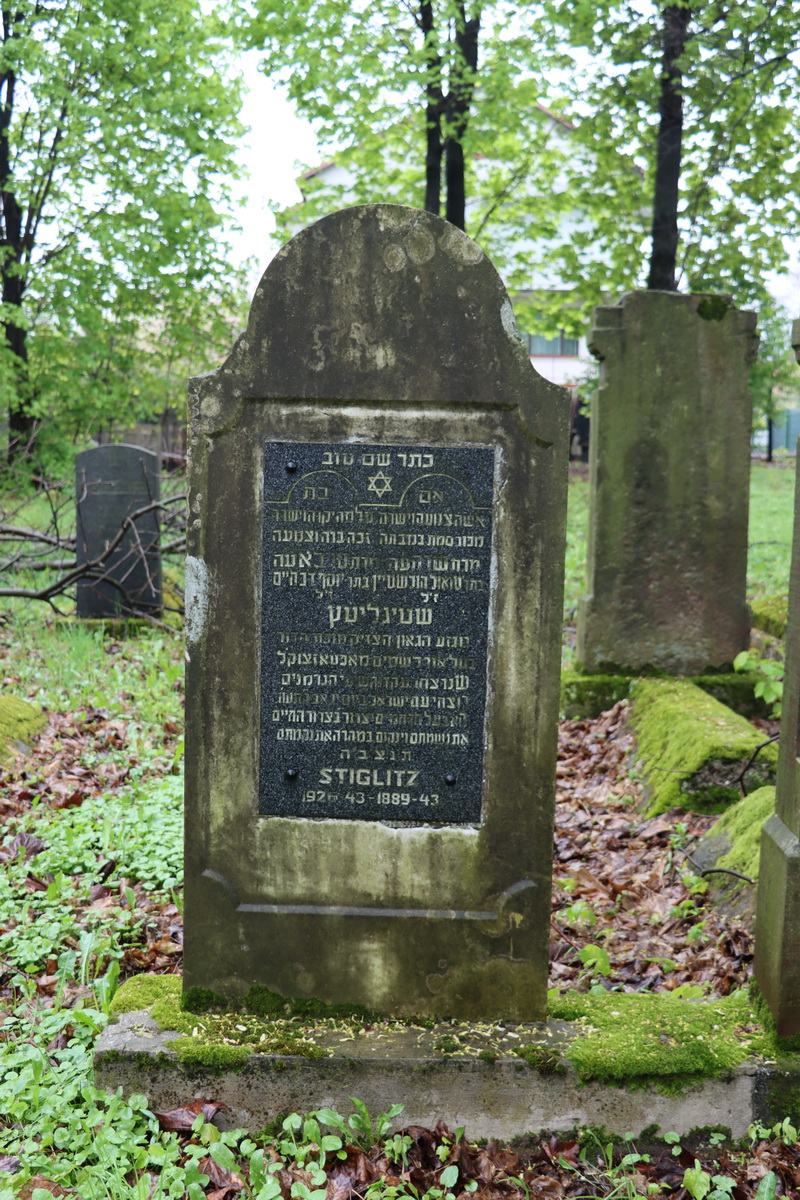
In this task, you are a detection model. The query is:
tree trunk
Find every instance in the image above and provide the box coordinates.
[0,57,33,462]
[443,5,479,230]
[767,416,774,463]
[647,4,692,291]
[420,1,443,215]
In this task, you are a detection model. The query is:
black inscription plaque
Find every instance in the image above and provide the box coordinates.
[259,441,495,823]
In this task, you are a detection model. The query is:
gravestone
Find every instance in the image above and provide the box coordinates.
[577,291,757,675]
[755,438,800,1037]
[183,204,570,1021]
[75,444,162,619]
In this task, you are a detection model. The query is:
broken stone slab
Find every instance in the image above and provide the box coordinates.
[560,670,771,721]
[95,1007,770,1141]
[628,679,778,816]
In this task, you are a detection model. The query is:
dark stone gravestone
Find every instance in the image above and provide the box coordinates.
[184,204,569,1021]
[576,291,757,675]
[755,432,800,1037]
[75,443,162,619]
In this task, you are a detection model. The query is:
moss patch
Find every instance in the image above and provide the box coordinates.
[628,679,778,815]
[750,596,788,639]
[713,785,776,880]
[547,989,770,1091]
[0,695,46,765]
[560,671,632,719]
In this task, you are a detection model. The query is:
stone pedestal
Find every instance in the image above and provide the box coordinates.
[577,291,757,675]
[183,205,569,1021]
[755,428,800,1037]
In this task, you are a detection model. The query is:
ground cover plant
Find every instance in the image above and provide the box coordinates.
[0,461,797,1196]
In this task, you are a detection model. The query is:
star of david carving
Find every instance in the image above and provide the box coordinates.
[367,470,392,499]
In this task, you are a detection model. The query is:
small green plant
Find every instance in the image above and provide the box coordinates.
[562,899,597,926]
[733,649,784,715]
[314,1099,405,1152]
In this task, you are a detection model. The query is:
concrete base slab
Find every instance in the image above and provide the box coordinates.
[95,1010,784,1141]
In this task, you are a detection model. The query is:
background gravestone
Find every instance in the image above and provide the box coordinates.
[75,444,162,619]
[577,291,757,675]
[754,436,800,1037]
[183,204,570,1021]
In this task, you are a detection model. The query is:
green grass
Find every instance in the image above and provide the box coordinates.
[562,459,796,617]
[747,460,795,600]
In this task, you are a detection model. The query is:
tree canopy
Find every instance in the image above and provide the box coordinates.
[543,0,800,303]
[1,0,247,465]
[252,0,800,332]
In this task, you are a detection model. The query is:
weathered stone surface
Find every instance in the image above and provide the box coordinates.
[577,291,757,674]
[75,444,161,618]
[184,204,570,1020]
[94,1007,765,1140]
[755,436,800,1037]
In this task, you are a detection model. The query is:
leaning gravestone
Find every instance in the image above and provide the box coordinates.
[75,443,162,619]
[577,291,757,675]
[755,434,800,1037]
[184,204,569,1021]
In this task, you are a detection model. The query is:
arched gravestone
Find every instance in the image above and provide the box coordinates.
[75,444,161,619]
[183,205,569,1020]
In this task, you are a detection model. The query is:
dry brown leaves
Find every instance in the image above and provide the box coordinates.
[550,701,754,995]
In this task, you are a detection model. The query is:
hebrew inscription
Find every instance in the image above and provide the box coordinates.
[259,441,495,822]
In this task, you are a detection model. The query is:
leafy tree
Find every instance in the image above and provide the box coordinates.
[243,0,558,233]
[544,0,800,302]
[0,0,247,465]
[749,300,800,460]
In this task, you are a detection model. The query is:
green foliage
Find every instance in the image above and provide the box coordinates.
[733,649,783,715]
[0,0,248,455]
[749,300,800,431]
[542,0,800,307]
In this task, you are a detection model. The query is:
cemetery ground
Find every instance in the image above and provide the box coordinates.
[0,462,797,1198]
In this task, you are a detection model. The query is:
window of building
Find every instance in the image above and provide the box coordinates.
[523,331,579,356]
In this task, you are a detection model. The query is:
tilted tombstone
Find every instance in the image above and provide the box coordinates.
[755,424,800,1036]
[577,291,757,675]
[184,204,569,1021]
[75,444,162,619]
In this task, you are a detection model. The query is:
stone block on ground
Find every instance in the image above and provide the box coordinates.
[0,695,46,765]
[628,679,778,816]
[560,670,771,721]
[95,976,791,1140]
[750,597,788,640]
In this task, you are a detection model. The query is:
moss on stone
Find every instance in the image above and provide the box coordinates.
[547,989,769,1091]
[713,785,776,880]
[110,973,182,1015]
[693,673,772,719]
[0,694,46,764]
[560,671,632,719]
[514,1044,566,1074]
[628,679,778,815]
[750,596,788,640]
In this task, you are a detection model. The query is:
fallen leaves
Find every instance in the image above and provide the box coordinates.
[550,701,755,995]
